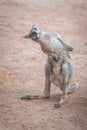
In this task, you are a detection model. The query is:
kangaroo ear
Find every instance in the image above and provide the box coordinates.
[32,24,36,28]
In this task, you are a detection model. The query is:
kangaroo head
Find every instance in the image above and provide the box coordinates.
[23,25,42,40]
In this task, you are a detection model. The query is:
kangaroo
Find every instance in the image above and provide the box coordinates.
[22,25,79,108]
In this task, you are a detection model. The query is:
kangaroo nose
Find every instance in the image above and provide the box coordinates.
[23,34,30,38]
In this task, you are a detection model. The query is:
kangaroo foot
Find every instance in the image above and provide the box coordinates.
[54,103,61,109]
[21,95,32,100]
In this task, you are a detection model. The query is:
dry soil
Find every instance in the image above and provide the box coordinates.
[0,0,87,130]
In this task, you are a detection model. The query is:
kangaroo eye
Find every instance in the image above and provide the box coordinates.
[34,27,37,30]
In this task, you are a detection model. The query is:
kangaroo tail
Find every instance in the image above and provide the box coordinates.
[67,82,79,94]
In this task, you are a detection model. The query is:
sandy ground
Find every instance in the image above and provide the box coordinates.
[0,0,87,130]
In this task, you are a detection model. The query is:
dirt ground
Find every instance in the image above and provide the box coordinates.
[0,0,87,130]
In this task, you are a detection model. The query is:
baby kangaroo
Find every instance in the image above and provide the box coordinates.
[22,25,79,108]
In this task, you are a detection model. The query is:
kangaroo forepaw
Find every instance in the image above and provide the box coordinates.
[21,95,32,100]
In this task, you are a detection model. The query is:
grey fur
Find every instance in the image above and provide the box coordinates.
[23,25,79,108]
